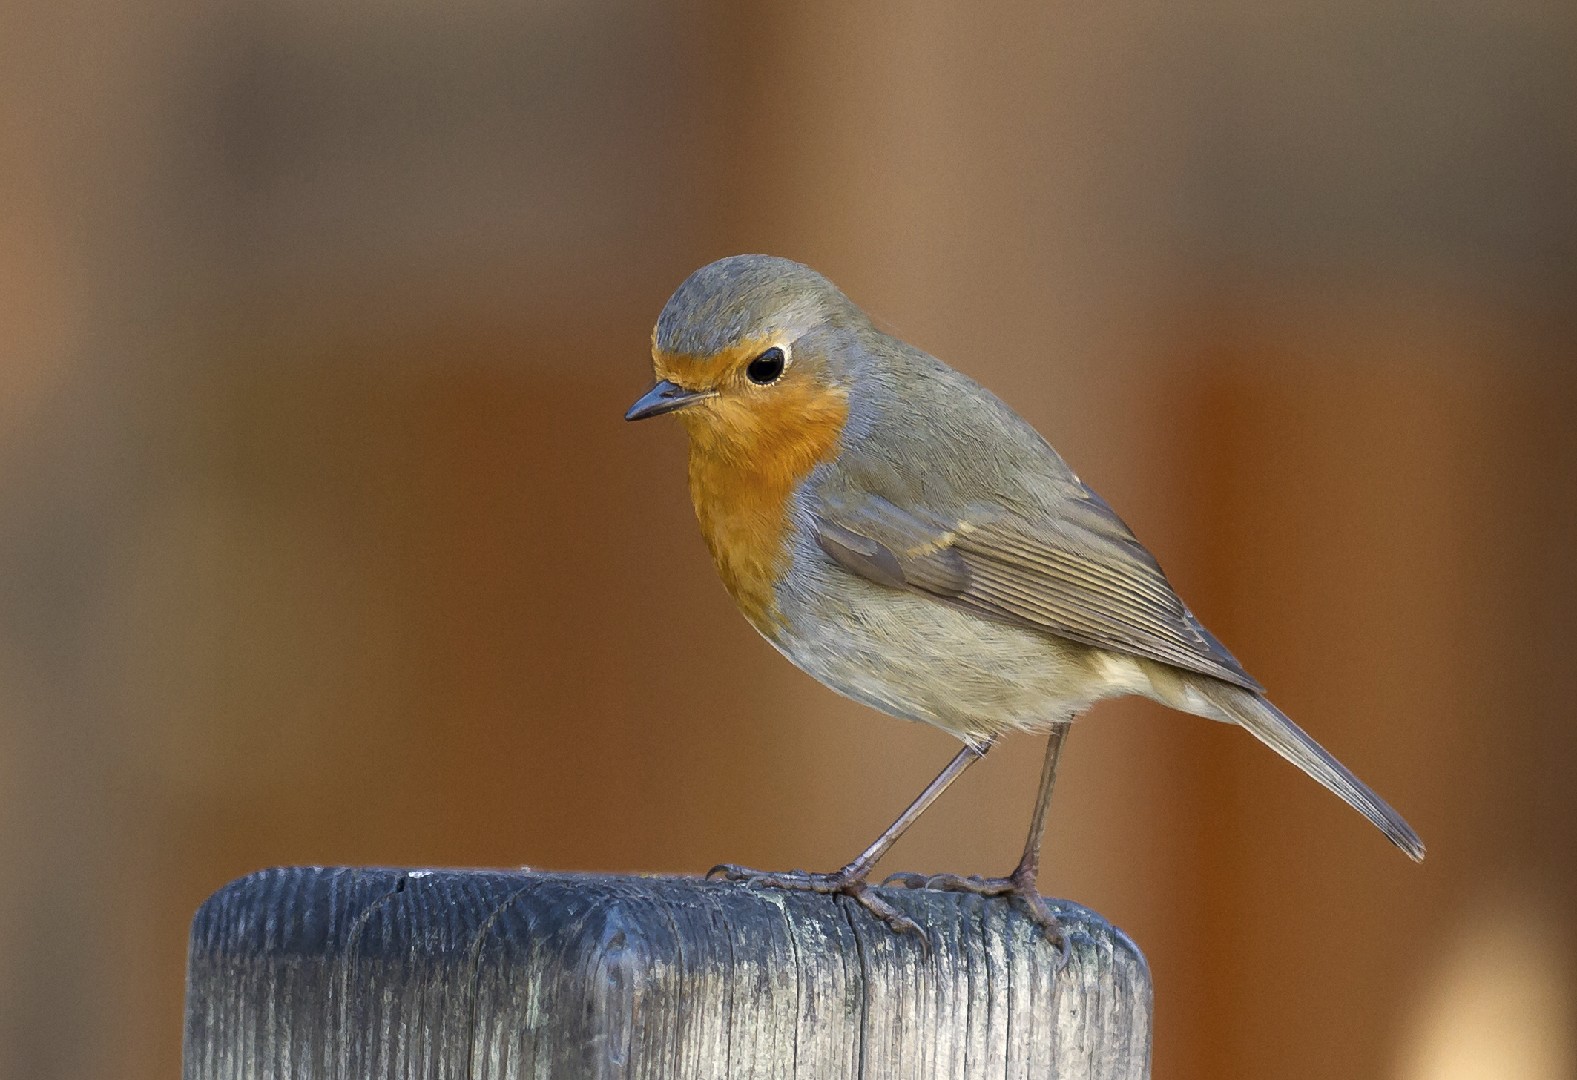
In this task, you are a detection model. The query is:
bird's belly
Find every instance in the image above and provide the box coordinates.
[771,555,1137,743]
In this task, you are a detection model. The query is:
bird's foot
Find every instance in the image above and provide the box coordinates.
[883,865,1068,958]
[707,863,923,937]
[882,871,1016,895]
[708,863,853,894]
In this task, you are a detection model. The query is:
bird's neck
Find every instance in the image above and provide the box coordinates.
[683,392,848,633]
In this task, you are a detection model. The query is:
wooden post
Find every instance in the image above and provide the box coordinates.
[184,867,1151,1079]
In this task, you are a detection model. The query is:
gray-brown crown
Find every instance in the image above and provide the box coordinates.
[654,255,856,358]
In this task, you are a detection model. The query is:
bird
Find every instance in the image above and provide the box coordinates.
[625,253,1424,942]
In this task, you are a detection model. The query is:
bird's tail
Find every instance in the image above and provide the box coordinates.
[1194,679,1425,861]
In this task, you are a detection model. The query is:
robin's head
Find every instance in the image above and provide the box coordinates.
[626,255,864,458]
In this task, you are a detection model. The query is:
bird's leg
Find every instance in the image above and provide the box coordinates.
[708,737,997,935]
[885,724,1070,952]
[1010,721,1067,892]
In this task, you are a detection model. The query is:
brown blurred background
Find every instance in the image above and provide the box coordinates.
[3,2,1574,1077]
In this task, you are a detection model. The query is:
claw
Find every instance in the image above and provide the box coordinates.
[709,866,848,894]
[703,863,927,941]
[882,866,1068,960]
[883,871,1015,895]
[1011,884,1069,961]
[847,882,926,940]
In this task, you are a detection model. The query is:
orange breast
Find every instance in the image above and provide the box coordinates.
[683,385,849,633]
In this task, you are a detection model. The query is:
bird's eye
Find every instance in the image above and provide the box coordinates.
[745,346,787,385]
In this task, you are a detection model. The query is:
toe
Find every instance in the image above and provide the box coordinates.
[850,885,926,941]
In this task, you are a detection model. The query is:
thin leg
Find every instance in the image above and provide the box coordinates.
[708,737,997,934]
[843,736,999,879]
[1014,721,1069,882]
[885,724,1072,956]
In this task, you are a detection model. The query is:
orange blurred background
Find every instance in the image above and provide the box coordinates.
[3,3,1574,1078]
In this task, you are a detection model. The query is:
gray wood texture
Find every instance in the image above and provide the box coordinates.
[184,867,1151,1079]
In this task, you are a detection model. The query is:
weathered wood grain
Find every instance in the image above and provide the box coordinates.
[184,867,1150,1079]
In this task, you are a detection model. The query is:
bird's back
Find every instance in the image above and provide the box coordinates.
[829,328,1088,521]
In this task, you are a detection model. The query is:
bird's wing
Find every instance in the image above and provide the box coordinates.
[811,489,1261,691]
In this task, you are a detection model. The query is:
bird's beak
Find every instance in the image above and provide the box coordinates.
[625,379,715,421]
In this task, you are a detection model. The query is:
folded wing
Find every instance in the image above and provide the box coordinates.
[812,490,1260,692]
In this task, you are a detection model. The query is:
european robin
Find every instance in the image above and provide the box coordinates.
[626,254,1424,941]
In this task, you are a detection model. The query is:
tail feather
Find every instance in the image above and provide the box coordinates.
[1195,680,1425,861]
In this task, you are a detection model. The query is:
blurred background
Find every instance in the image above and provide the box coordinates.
[3,1,1574,1077]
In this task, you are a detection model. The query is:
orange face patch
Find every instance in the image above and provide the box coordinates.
[653,340,849,634]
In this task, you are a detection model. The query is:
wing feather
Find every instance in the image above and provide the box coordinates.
[812,492,1260,692]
